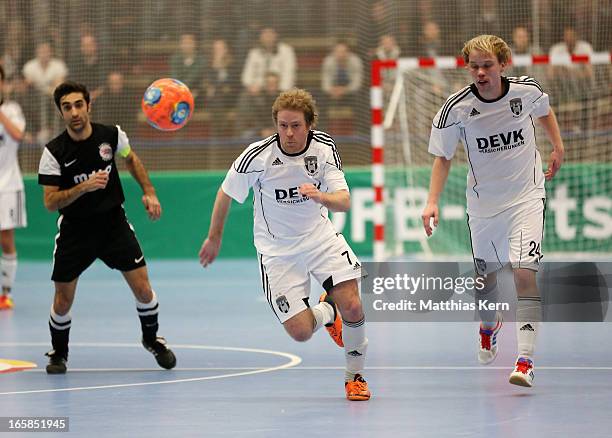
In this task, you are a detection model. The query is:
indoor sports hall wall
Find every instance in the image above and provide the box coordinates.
[18,165,612,260]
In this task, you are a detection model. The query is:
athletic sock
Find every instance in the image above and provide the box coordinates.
[1,253,17,294]
[516,296,542,359]
[476,277,500,329]
[49,306,71,358]
[136,291,159,343]
[343,317,368,381]
[311,301,334,332]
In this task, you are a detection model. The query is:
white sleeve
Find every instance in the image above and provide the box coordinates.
[2,102,26,132]
[221,146,265,203]
[323,146,349,192]
[532,91,550,118]
[116,125,132,157]
[221,165,261,203]
[428,106,461,159]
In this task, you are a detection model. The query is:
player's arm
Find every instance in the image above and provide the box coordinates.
[199,188,233,267]
[0,110,24,142]
[422,156,452,236]
[42,172,109,211]
[298,184,350,212]
[538,108,565,180]
[124,149,161,221]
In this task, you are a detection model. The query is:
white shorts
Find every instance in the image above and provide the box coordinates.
[258,233,363,323]
[468,198,545,275]
[0,190,27,231]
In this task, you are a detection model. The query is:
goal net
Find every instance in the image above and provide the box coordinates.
[373,54,612,261]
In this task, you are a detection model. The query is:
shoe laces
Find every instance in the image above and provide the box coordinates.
[515,358,533,374]
[347,374,368,392]
[479,328,493,350]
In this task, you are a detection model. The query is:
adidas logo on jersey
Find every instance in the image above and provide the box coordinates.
[347,350,363,357]
[520,324,535,331]
[272,157,283,166]
[469,108,481,117]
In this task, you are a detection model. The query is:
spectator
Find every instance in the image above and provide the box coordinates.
[169,33,206,99]
[204,39,237,138]
[509,26,542,78]
[235,71,280,139]
[241,27,296,93]
[70,34,106,101]
[321,42,363,108]
[22,42,68,143]
[548,26,594,102]
[375,34,401,61]
[94,71,136,133]
[420,21,443,57]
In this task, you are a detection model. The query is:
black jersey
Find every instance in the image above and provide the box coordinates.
[38,123,131,219]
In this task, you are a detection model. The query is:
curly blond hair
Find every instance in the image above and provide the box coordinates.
[272,88,318,127]
[462,34,512,64]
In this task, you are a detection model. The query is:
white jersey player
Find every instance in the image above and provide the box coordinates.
[0,65,27,310]
[199,89,370,401]
[422,35,565,387]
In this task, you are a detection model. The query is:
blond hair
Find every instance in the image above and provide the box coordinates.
[272,88,318,127]
[462,34,512,64]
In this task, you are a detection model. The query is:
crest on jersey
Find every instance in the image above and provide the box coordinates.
[99,143,113,161]
[304,156,318,175]
[275,295,290,313]
[509,98,522,117]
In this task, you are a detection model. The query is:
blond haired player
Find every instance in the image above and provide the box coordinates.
[0,65,27,310]
[422,35,565,387]
[199,88,370,400]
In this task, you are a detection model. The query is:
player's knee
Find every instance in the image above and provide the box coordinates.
[338,298,364,322]
[514,269,537,295]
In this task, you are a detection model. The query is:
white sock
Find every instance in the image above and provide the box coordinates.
[1,253,17,294]
[343,317,368,381]
[311,301,334,332]
[516,296,541,359]
[476,278,499,329]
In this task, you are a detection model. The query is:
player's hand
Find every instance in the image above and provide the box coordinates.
[545,148,564,180]
[199,236,221,267]
[142,193,162,221]
[298,183,324,203]
[83,170,109,192]
[421,203,439,237]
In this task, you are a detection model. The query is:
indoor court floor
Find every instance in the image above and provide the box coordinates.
[1,260,611,437]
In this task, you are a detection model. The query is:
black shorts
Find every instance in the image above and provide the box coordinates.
[51,207,146,282]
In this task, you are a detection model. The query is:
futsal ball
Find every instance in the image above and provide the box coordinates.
[142,78,194,131]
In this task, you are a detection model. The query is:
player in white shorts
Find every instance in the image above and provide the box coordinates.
[0,65,27,310]
[199,88,370,401]
[422,35,565,387]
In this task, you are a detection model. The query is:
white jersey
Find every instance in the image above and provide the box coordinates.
[429,76,550,217]
[222,130,349,256]
[0,100,26,192]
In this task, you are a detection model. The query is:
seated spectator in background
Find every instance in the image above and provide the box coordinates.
[204,39,237,138]
[420,21,443,58]
[94,71,136,133]
[22,42,67,143]
[509,26,542,77]
[235,72,280,139]
[70,34,106,101]
[170,33,206,100]
[548,26,594,103]
[376,34,401,61]
[321,42,363,108]
[241,27,296,93]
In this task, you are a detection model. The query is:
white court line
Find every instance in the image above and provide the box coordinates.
[0,343,301,396]
[23,365,612,372]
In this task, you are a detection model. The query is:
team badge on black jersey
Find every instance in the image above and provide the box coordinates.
[304,156,318,175]
[99,143,113,161]
[510,98,523,117]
